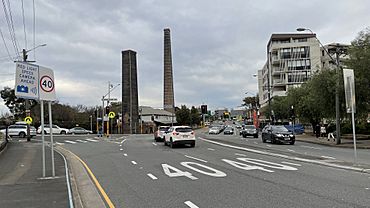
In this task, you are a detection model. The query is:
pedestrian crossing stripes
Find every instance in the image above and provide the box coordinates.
[56,138,100,145]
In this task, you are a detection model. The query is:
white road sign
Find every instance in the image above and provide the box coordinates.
[14,62,56,101]
[15,62,39,99]
[343,69,356,113]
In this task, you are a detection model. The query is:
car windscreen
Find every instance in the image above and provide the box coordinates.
[272,126,288,132]
[245,125,255,129]
[175,127,192,133]
[159,127,170,131]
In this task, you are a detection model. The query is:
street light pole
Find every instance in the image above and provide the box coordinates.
[296,27,341,144]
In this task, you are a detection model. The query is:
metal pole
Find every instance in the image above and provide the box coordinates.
[102,97,104,137]
[48,101,55,177]
[40,100,45,177]
[335,47,341,144]
[349,77,357,164]
[23,49,31,141]
[107,81,110,137]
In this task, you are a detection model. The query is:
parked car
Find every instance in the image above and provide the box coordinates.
[69,127,92,134]
[208,127,220,134]
[37,124,69,134]
[223,126,234,135]
[0,124,37,138]
[164,126,195,148]
[241,125,258,138]
[261,125,295,145]
[154,126,170,142]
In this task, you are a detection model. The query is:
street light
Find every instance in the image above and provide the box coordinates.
[101,82,120,137]
[296,27,341,144]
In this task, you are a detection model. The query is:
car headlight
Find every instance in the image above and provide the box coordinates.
[276,134,283,137]
[289,134,294,137]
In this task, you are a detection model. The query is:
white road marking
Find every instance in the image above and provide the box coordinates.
[64,140,77,144]
[281,161,302,166]
[266,145,272,147]
[123,153,128,157]
[56,142,64,145]
[235,153,246,157]
[114,142,121,144]
[184,155,208,163]
[119,144,122,147]
[152,142,158,146]
[121,139,126,144]
[184,201,199,208]
[86,139,99,142]
[245,139,249,141]
[207,148,215,151]
[76,139,87,143]
[321,156,336,160]
[287,149,295,152]
[253,142,258,145]
[365,188,369,190]
[131,161,137,165]
[120,148,123,151]
[300,145,322,150]
[147,173,158,180]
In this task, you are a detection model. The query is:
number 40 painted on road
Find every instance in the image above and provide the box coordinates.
[161,158,297,180]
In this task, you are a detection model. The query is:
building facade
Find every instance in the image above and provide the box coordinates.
[258,33,322,108]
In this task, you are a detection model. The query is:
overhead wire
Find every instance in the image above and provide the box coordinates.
[0,27,13,61]
[1,0,20,59]
[21,0,27,49]
[6,0,20,52]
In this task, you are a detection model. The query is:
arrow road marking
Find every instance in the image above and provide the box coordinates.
[184,201,199,208]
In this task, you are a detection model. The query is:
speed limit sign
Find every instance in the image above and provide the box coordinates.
[40,75,54,92]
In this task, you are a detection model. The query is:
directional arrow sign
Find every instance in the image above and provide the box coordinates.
[24,116,33,124]
[108,112,116,119]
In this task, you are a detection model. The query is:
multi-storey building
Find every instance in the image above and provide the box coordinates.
[258,33,322,108]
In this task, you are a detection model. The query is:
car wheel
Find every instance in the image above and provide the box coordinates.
[254,134,258,138]
[170,139,174,148]
[290,140,295,145]
[262,137,266,143]
[44,130,47,134]
[242,134,246,138]
[190,142,195,148]
[61,131,66,135]
[271,138,276,144]
[164,139,167,146]
[19,132,26,138]
[154,137,158,142]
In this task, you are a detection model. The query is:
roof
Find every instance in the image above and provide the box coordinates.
[140,106,173,116]
[268,33,316,47]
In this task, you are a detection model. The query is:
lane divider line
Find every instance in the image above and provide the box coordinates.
[65,140,77,144]
[76,139,87,143]
[184,201,199,208]
[120,148,123,151]
[62,148,115,208]
[287,149,295,152]
[123,153,128,157]
[147,173,158,180]
[131,161,137,165]
[86,139,99,142]
[184,155,208,163]
[321,155,336,160]
[266,145,272,147]
[207,148,215,151]
[281,161,302,167]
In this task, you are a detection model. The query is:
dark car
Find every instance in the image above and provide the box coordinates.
[241,125,258,138]
[223,126,234,135]
[261,125,295,145]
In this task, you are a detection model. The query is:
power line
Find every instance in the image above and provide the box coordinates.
[1,0,20,59]
[0,27,13,61]
[21,0,27,49]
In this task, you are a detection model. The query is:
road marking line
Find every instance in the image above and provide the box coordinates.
[86,139,99,142]
[152,142,157,146]
[321,156,336,160]
[266,145,272,147]
[235,153,246,157]
[282,161,302,166]
[120,139,126,144]
[131,161,137,165]
[184,155,208,163]
[184,201,199,208]
[114,142,121,144]
[300,145,322,150]
[76,139,87,143]
[147,173,158,180]
[245,139,249,141]
[287,149,295,152]
[119,144,122,147]
[253,142,258,144]
[61,148,115,208]
[56,142,64,145]
[207,148,215,151]
[123,153,128,157]
[64,140,77,144]
[120,148,123,151]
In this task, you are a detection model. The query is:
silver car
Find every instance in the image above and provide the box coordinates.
[1,125,37,138]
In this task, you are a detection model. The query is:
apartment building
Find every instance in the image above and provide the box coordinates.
[258,33,322,107]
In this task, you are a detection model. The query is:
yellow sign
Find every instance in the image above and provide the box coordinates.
[108,112,116,119]
[24,116,33,124]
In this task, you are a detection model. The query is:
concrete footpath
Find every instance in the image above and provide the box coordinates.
[296,133,370,149]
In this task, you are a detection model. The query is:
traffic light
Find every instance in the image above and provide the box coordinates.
[201,105,207,114]
[105,106,110,115]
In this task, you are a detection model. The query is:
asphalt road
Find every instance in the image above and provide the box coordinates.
[46,133,370,208]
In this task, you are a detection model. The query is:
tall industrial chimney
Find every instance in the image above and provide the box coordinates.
[163,28,175,113]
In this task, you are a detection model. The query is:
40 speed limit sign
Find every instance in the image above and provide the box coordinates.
[38,66,56,101]
[40,75,54,92]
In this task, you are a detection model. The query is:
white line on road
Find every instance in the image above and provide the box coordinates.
[235,153,246,157]
[266,145,272,147]
[76,139,87,143]
[321,156,336,160]
[123,153,128,157]
[184,201,199,208]
[300,145,322,150]
[120,148,123,151]
[119,144,122,147]
[184,155,208,163]
[253,142,258,145]
[56,142,64,145]
[121,139,126,144]
[86,139,99,142]
[152,142,158,146]
[287,149,295,152]
[245,139,249,142]
[207,148,215,151]
[147,173,158,180]
[64,140,77,144]
[131,161,137,165]
[281,161,302,166]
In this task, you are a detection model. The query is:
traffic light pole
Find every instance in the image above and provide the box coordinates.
[22,49,31,141]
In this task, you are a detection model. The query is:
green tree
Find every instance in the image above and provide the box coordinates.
[190,106,201,126]
[175,105,190,125]
[0,87,37,120]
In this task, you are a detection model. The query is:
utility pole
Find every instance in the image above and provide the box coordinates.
[335,45,341,144]
[22,49,31,141]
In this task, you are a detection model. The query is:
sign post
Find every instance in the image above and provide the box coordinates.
[343,69,357,164]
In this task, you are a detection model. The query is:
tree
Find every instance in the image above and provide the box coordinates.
[190,106,201,126]
[242,96,258,108]
[0,87,37,120]
[175,105,191,125]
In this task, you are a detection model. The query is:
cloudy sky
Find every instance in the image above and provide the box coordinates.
[0,0,369,114]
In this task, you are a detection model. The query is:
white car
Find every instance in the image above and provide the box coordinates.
[154,126,170,142]
[208,127,220,134]
[37,124,69,134]
[164,126,195,148]
[0,125,37,138]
